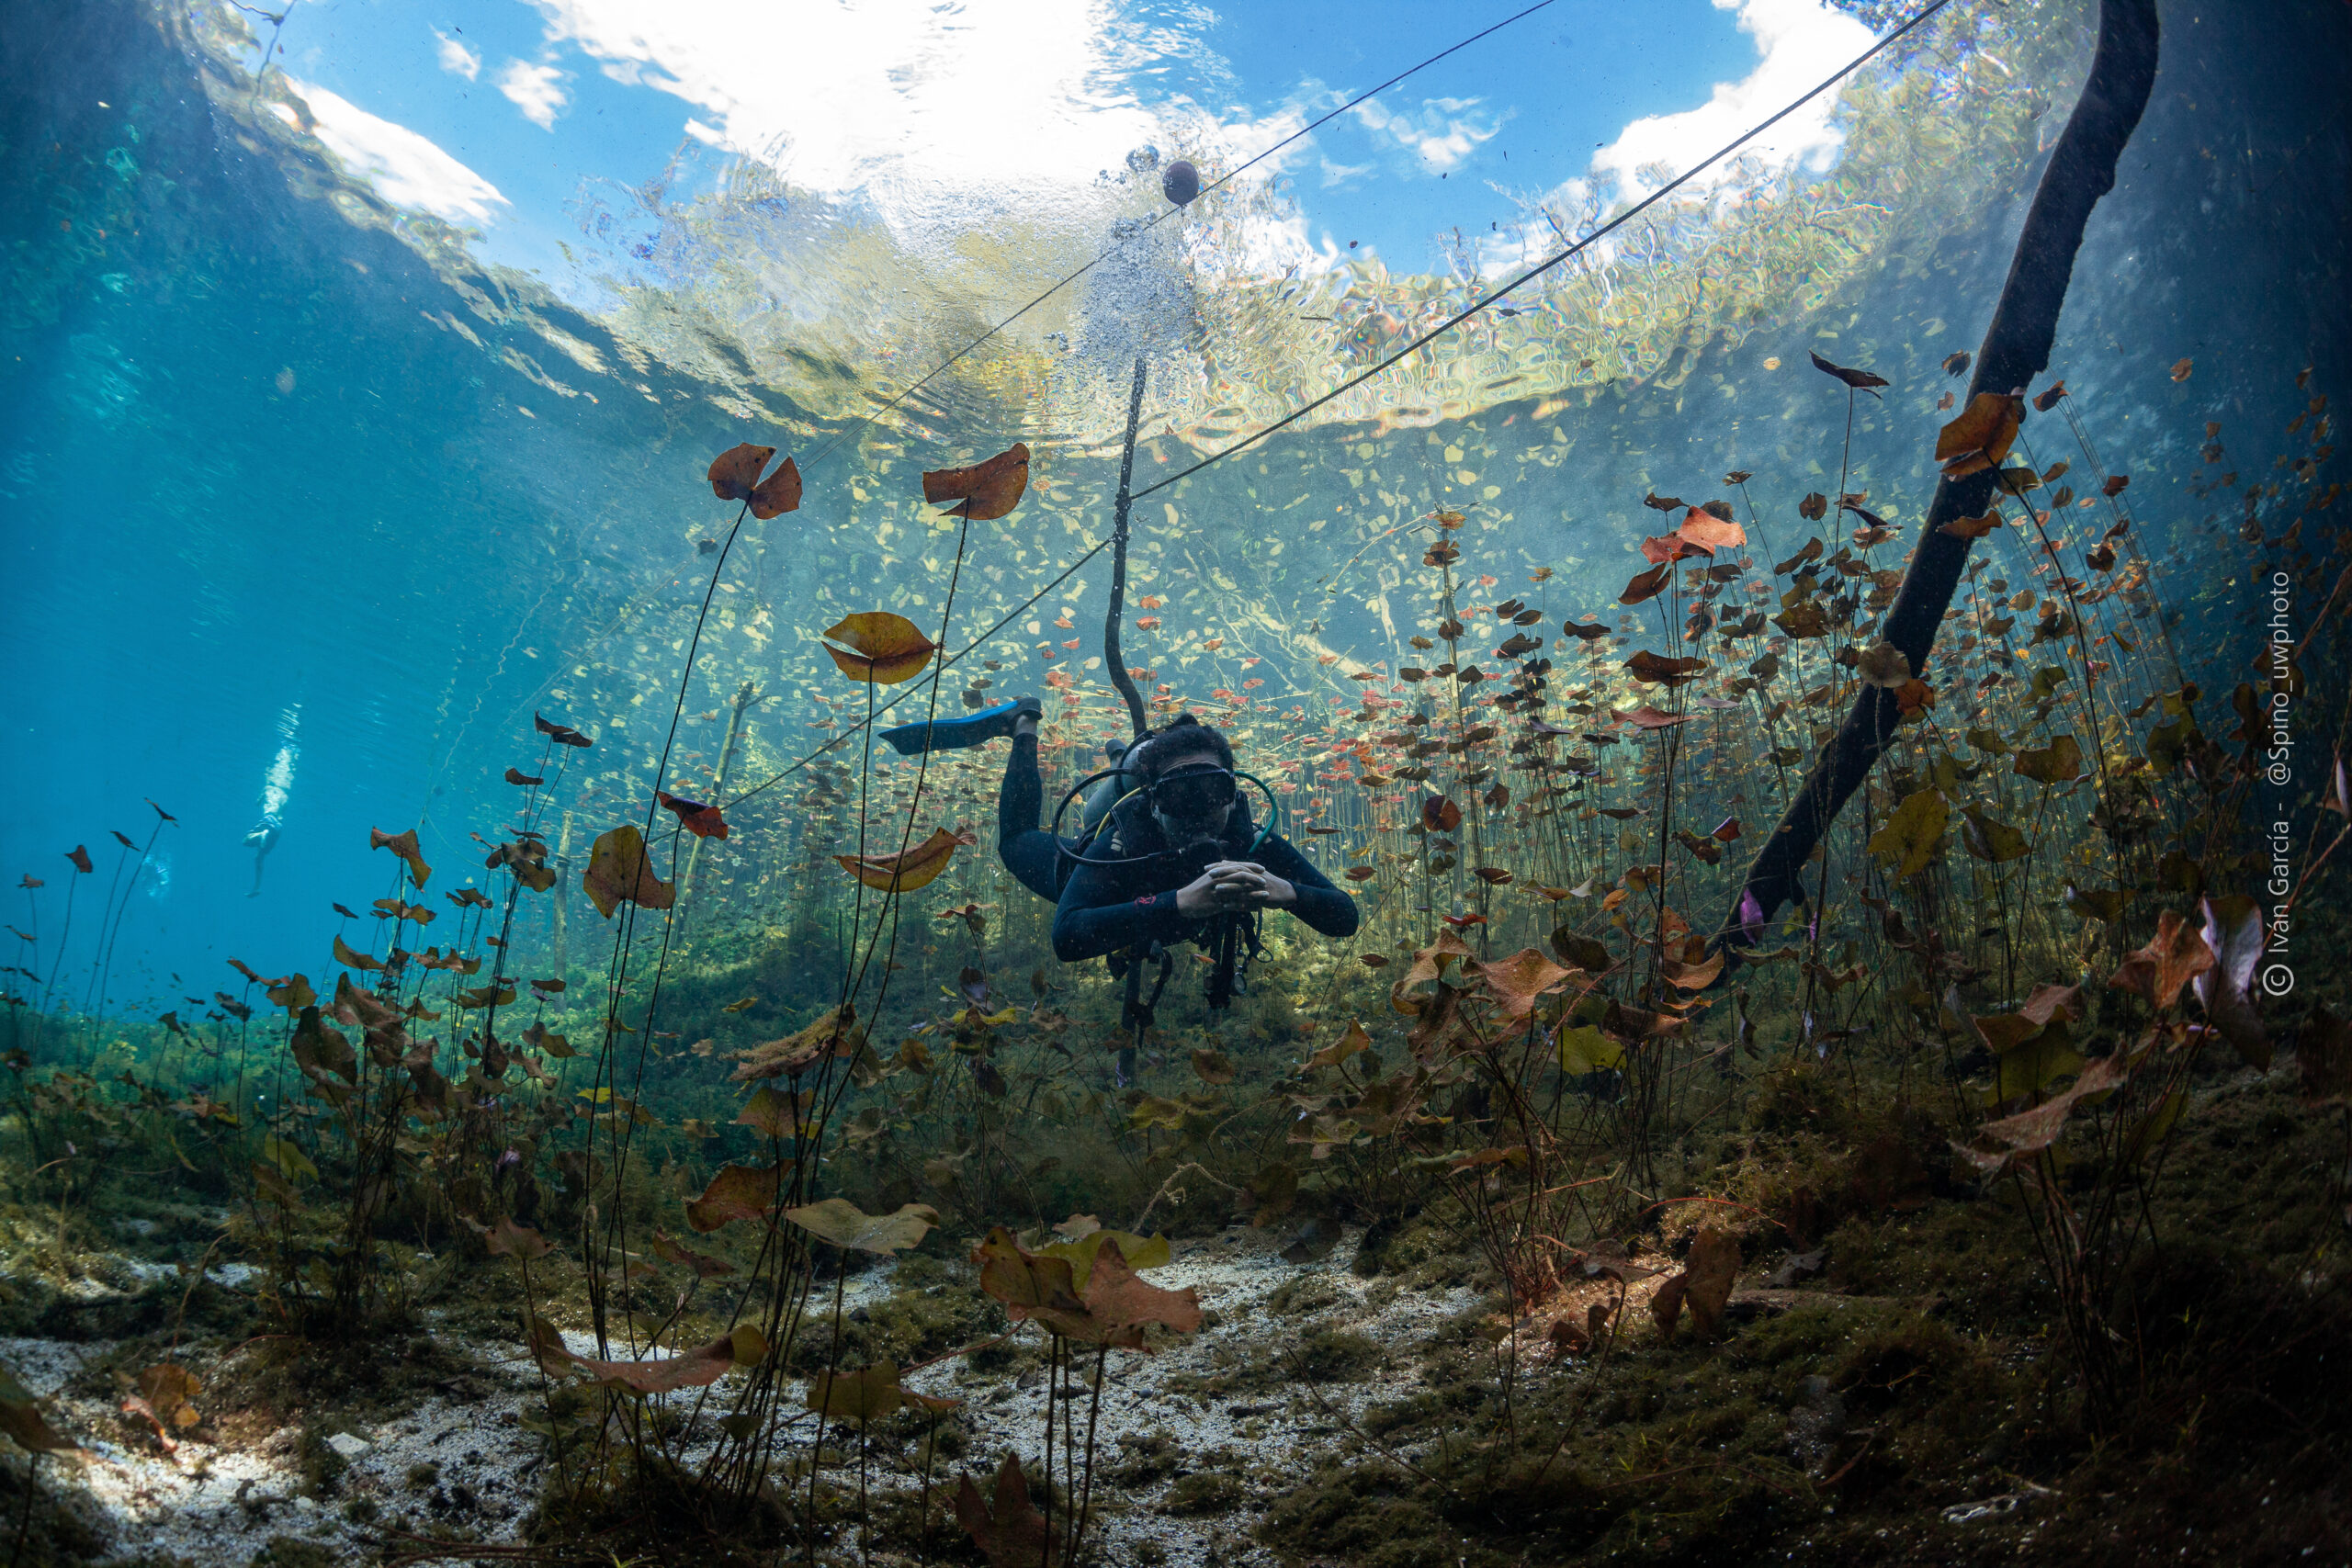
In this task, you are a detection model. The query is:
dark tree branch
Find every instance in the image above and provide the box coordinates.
[1724,0,2160,950]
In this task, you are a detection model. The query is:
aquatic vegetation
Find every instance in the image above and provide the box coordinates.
[5,0,2351,1563]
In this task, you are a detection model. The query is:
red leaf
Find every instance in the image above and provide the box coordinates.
[655,790,729,840]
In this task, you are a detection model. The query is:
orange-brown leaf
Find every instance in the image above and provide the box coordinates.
[1936,392,2024,479]
[834,828,971,893]
[821,612,939,684]
[922,444,1031,521]
[583,825,674,919]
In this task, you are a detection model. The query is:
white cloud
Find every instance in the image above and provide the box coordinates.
[1350,95,1503,175]
[1587,0,1871,196]
[524,0,1158,209]
[434,30,481,81]
[499,61,570,130]
[288,80,508,226]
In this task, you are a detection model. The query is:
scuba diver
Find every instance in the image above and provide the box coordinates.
[883,694,1128,901]
[1049,713,1357,967]
[884,701,1355,1080]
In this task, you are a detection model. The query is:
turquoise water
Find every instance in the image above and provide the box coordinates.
[0,0,2345,1021]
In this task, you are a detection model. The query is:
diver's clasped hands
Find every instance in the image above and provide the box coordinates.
[1174,860,1296,917]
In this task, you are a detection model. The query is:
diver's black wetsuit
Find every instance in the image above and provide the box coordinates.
[1050,800,1357,963]
[997,732,1079,902]
[997,733,1132,902]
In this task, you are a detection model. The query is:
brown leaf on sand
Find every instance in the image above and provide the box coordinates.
[924,444,1031,520]
[1682,1227,1741,1338]
[957,1452,1057,1568]
[528,1316,740,1394]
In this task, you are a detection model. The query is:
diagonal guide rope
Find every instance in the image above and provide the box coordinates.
[713,0,1962,815]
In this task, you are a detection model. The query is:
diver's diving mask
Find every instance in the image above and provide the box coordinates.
[1148,763,1238,822]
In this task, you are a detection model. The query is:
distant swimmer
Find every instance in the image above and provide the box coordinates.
[248,703,300,896]
[244,816,280,897]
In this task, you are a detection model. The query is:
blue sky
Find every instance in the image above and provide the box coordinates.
[246,0,1871,296]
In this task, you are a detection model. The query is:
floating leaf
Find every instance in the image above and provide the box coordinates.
[1037,1228,1172,1292]
[2033,380,2068,411]
[655,791,729,840]
[2013,734,2085,784]
[2107,909,2214,1010]
[1854,641,1911,689]
[707,443,803,518]
[834,827,971,893]
[1556,1023,1623,1075]
[265,973,315,1012]
[684,1162,788,1232]
[733,1003,861,1081]
[1619,562,1670,605]
[1190,1046,1236,1085]
[922,444,1031,520]
[534,712,593,748]
[1961,805,2031,863]
[1942,350,1972,377]
[2169,357,2193,382]
[504,767,544,786]
[1625,650,1706,686]
[1809,350,1889,392]
[1954,1052,2127,1174]
[1675,508,1746,554]
[1420,795,1463,833]
[1867,787,1947,879]
[784,1198,941,1255]
[66,844,93,874]
[821,612,939,684]
[1936,392,2024,479]
[584,825,675,919]
[369,827,432,889]
[1306,1021,1372,1069]
[1477,948,1576,1020]
[332,933,382,973]
[650,1229,737,1279]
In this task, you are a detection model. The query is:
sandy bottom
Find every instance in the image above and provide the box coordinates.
[2,1225,1512,1566]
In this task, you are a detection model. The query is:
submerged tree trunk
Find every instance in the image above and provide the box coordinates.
[1102,357,1152,742]
[1724,0,2160,947]
[680,679,756,931]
